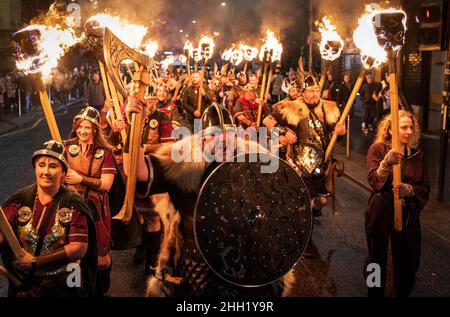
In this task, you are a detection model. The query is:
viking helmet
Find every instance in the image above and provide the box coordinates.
[200,104,236,137]
[302,73,320,89]
[32,140,69,172]
[74,106,100,127]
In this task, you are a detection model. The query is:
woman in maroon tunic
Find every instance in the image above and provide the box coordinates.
[365,110,429,297]
[0,140,97,297]
[64,106,116,295]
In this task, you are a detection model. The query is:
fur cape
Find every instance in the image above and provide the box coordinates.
[272,98,340,128]
[146,135,295,297]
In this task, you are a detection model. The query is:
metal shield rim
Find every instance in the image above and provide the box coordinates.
[193,152,313,288]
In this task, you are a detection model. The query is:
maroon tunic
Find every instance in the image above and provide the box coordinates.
[65,143,116,256]
[2,199,88,297]
[365,142,429,297]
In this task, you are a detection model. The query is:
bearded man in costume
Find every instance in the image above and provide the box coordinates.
[123,96,313,297]
[263,74,345,256]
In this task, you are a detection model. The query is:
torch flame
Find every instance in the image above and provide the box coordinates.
[198,36,215,60]
[14,24,82,78]
[316,16,344,61]
[221,47,233,61]
[160,55,176,72]
[141,40,158,58]
[184,40,194,58]
[353,5,407,68]
[221,46,244,66]
[259,30,283,63]
[86,14,148,49]
[239,44,259,62]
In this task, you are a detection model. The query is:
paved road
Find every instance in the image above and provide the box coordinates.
[1,107,449,297]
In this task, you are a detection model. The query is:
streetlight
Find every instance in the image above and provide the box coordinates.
[221,2,227,6]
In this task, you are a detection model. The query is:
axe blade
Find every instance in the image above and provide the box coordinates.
[103,27,151,99]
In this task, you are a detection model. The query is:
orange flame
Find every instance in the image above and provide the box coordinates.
[160,55,176,72]
[184,40,194,57]
[259,30,283,63]
[86,14,148,49]
[198,36,215,60]
[14,24,82,78]
[316,16,344,61]
[353,5,407,68]
[141,40,158,58]
[221,46,244,66]
[239,44,259,62]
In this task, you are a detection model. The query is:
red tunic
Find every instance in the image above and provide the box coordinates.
[65,143,116,256]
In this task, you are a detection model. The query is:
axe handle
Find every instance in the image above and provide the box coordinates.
[0,207,23,259]
[114,72,148,224]
[106,72,128,142]
[98,61,112,101]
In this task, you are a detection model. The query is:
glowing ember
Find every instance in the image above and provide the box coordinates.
[259,30,283,63]
[316,16,344,61]
[353,5,407,68]
[239,44,259,62]
[86,13,148,49]
[198,36,215,60]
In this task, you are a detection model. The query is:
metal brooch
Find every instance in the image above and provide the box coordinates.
[69,144,80,157]
[149,119,159,129]
[94,149,104,159]
[57,208,73,226]
[17,206,33,225]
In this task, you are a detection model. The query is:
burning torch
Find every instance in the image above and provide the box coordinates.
[339,6,407,231]
[11,7,83,143]
[316,16,345,89]
[239,44,259,74]
[256,30,283,127]
[197,36,215,113]
[221,45,244,75]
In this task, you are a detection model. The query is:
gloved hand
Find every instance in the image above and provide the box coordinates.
[376,149,401,182]
[394,183,414,198]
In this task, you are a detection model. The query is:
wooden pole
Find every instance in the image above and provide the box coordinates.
[187,57,191,76]
[243,61,248,74]
[319,60,330,89]
[346,115,351,159]
[0,206,23,259]
[197,59,206,113]
[388,52,402,232]
[256,62,269,127]
[325,69,365,161]
[265,64,274,100]
[34,76,62,143]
